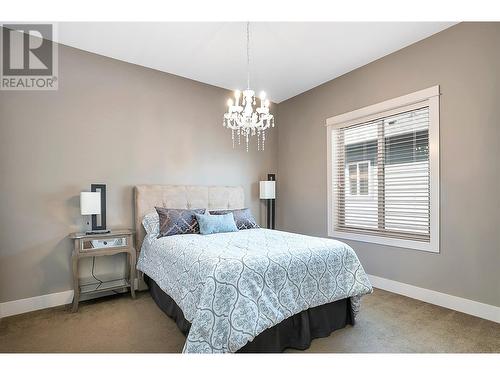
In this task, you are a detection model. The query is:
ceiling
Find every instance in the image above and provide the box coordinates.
[55,22,456,103]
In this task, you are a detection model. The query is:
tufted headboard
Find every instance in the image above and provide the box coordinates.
[134,184,245,251]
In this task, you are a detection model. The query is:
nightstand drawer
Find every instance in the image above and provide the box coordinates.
[81,237,127,251]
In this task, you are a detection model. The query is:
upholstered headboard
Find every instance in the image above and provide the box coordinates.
[134,184,245,250]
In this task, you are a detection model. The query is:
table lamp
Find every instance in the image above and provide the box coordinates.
[80,184,109,234]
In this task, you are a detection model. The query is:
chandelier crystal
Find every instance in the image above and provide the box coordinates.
[223,22,275,151]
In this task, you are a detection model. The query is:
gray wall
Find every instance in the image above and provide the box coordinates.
[0,42,277,303]
[276,23,500,307]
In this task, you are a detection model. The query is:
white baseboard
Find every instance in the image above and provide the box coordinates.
[0,290,74,318]
[368,274,500,323]
[0,279,140,319]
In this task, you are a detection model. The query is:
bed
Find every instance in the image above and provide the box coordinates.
[134,184,372,353]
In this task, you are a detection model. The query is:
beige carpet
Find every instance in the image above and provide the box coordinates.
[0,288,498,353]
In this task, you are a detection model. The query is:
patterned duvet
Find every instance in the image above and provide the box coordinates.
[137,228,372,353]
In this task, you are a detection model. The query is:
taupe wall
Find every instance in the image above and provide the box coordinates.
[276,23,500,307]
[0,42,277,303]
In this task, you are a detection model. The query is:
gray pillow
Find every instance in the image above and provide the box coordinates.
[155,207,206,238]
[209,208,259,230]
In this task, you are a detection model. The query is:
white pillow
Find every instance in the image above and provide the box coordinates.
[142,211,160,235]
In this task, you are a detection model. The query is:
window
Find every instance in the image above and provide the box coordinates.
[326,86,440,252]
[347,161,370,196]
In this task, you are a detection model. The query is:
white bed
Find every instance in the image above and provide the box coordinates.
[134,184,372,353]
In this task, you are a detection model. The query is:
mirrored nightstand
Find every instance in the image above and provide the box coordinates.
[69,229,136,312]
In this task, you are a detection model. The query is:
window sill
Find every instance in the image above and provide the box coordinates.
[328,229,439,253]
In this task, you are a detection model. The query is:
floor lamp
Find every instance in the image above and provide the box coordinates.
[260,174,276,229]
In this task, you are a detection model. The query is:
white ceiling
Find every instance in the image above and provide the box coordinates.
[55,22,456,102]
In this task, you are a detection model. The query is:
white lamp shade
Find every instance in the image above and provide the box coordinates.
[80,192,101,215]
[259,181,276,199]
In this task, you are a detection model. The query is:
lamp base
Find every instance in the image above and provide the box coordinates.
[85,229,111,235]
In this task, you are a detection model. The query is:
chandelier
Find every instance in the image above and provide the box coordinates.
[223,22,275,151]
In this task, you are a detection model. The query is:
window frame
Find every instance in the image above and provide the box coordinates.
[326,86,440,253]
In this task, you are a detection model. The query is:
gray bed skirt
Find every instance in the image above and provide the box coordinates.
[145,274,354,353]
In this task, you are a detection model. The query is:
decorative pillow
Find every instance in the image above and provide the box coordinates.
[195,213,238,235]
[209,208,259,230]
[155,207,206,238]
[142,211,160,235]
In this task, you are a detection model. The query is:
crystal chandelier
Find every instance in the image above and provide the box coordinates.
[223,22,275,151]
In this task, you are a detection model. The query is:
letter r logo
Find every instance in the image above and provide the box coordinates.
[2,24,53,76]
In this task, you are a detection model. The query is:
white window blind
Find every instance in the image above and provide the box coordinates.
[333,106,430,242]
